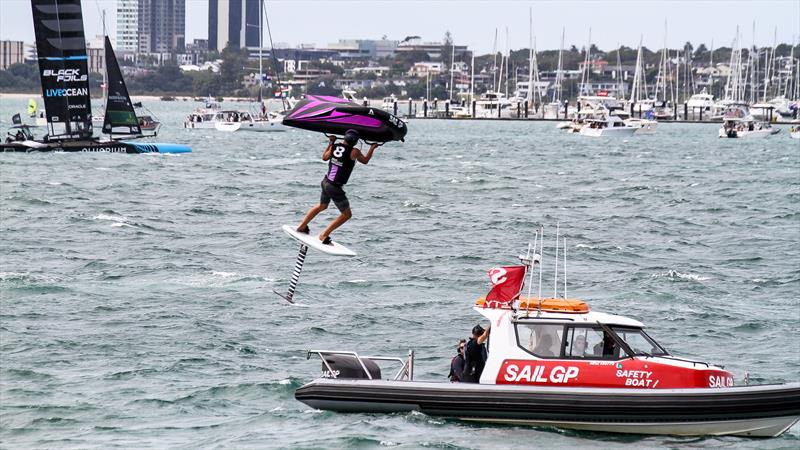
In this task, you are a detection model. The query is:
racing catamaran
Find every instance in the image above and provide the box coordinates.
[1,0,189,153]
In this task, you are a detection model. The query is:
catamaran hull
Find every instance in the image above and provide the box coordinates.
[0,140,190,154]
[295,379,800,437]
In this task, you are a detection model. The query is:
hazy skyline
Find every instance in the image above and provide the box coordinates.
[1,0,798,55]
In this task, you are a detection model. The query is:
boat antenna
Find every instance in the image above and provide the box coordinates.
[563,236,567,299]
[553,222,560,298]
[524,230,539,317]
[537,225,544,316]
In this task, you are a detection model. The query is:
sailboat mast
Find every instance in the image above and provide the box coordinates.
[102,9,107,99]
[580,28,591,96]
[527,8,534,105]
[492,28,498,92]
[470,53,475,115]
[555,28,564,104]
[505,27,509,98]
[615,43,623,100]
[259,0,263,105]
[449,38,455,102]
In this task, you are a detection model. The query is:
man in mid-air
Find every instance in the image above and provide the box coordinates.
[297,129,379,245]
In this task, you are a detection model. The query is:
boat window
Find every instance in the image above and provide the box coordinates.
[610,327,668,356]
[564,326,604,358]
[515,323,563,358]
[564,326,629,359]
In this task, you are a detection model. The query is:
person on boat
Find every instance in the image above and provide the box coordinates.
[461,324,490,383]
[296,130,380,245]
[571,335,589,357]
[448,339,466,382]
[533,334,555,357]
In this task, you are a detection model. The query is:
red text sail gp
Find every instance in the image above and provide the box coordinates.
[495,359,735,389]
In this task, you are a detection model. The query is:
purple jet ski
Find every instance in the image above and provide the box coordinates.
[282,95,407,142]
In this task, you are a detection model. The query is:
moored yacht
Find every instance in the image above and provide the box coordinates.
[473,91,514,118]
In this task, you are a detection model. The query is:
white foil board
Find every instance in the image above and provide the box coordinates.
[282,225,356,257]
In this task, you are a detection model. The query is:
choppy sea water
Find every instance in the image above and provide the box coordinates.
[1,97,799,449]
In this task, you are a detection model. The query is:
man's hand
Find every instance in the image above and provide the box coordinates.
[328,135,336,143]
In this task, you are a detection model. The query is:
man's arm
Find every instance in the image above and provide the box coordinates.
[352,143,380,164]
[477,324,491,345]
[322,136,336,161]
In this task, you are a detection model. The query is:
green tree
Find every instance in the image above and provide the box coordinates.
[218,45,250,94]
[441,31,454,69]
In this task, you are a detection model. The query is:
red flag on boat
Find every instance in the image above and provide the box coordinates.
[485,265,526,306]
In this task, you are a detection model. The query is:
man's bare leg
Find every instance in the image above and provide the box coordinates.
[319,208,352,242]
[297,203,328,232]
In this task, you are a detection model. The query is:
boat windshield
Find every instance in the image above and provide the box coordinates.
[610,327,668,356]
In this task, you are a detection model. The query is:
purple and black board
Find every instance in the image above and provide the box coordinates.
[282,95,407,143]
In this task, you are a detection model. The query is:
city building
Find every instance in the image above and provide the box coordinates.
[138,0,185,53]
[0,40,25,70]
[86,45,105,75]
[115,0,185,54]
[323,39,399,59]
[395,38,469,60]
[116,0,139,51]
[408,61,444,77]
[209,0,261,52]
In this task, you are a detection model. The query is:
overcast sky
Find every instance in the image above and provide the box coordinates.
[1,0,798,54]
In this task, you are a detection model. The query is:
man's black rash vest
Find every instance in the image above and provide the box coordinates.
[325,142,356,185]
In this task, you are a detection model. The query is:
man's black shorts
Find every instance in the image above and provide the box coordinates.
[320,178,350,212]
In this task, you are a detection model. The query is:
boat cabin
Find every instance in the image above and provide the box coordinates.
[474,297,734,389]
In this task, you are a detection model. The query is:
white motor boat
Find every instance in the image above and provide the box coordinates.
[184,100,222,129]
[718,103,779,139]
[687,90,716,119]
[212,110,286,132]
[579,114,637,137]
[473,91,515,119]
[625,118,658,134]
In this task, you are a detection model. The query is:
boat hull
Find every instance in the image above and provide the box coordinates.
[579,126,637,137]
[295,379,800,437]
[718,128,777,138]
[0,139,191,154]
[237,120,287,132]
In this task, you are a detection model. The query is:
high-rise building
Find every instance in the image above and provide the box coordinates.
[139,0,185,53]
[116,0,139,51]
[116,0,185,54]
[208,0,261,52]
[0,40,25,70]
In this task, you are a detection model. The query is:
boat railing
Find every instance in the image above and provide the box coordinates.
[306,349,415,381]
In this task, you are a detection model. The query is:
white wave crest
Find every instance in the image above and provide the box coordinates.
[653,270,710,282]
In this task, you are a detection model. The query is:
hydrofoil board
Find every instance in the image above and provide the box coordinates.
[282,225,356,257]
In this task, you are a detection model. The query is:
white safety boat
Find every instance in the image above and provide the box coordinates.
[295,233,800,437]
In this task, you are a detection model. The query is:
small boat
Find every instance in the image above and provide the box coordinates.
[789,126,800,139]
[212,110,286,132]
[579,114,637,137]
[718,103,779,139]
[295,234,800,437]
[184,99,222,129]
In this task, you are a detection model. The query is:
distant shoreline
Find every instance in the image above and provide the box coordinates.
[0,92,257,102]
